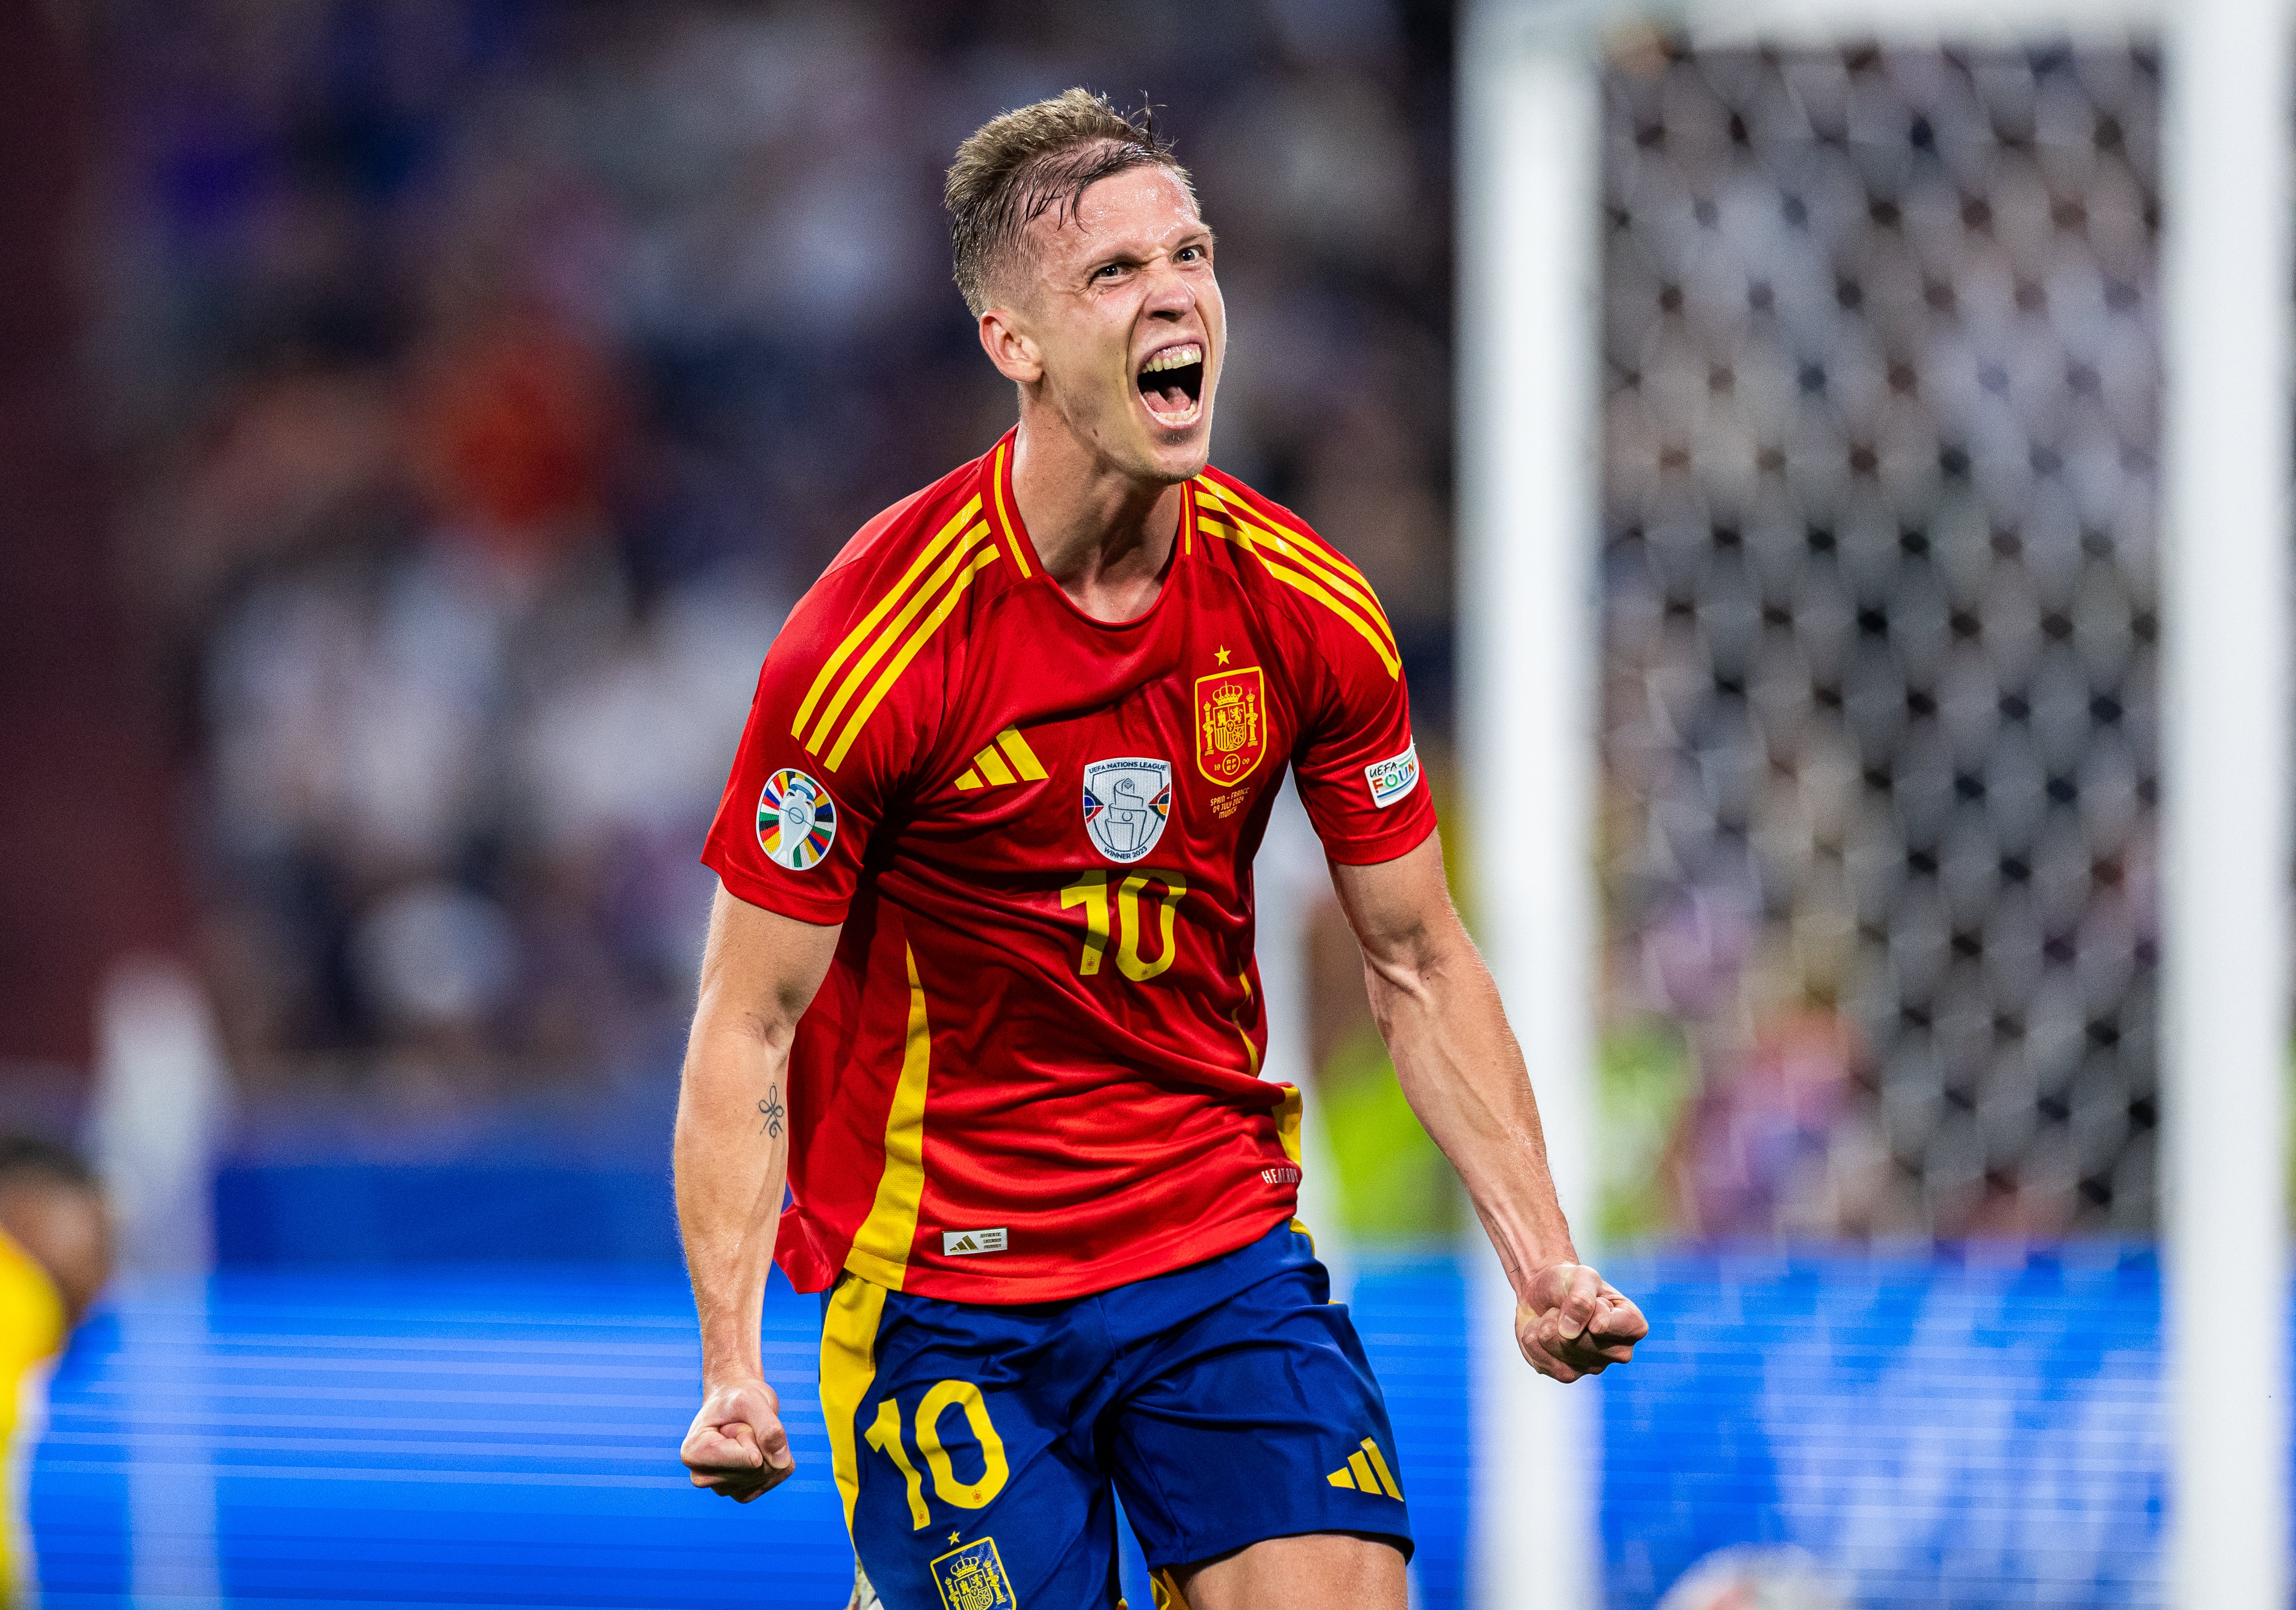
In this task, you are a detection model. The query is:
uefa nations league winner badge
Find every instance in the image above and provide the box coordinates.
[1081,757,1171,864]
[757,768,837,871]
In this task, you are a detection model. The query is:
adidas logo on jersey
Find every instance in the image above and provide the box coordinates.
[941,1227,1009,1256]
[1326,1436,1405,1500]
[954,728,1048,792]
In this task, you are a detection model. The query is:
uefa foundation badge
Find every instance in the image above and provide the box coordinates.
[757,768,837,871]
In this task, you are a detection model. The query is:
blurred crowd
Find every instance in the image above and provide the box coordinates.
[83,5,2163,1243]
[90,0,1456,1099]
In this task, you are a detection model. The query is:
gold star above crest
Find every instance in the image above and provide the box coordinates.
[1214,646,1232,666]
[948,1531,962,1545]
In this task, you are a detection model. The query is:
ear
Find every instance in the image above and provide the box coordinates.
[978,307,1043,386]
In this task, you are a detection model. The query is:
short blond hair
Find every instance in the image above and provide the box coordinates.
[944,88,1195,316]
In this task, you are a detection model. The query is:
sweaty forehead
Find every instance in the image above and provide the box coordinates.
[1026,165,1204,278]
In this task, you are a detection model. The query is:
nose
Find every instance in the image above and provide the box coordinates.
[1142,255,1197,321]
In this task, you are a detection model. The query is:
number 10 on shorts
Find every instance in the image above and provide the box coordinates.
[864,1380,1011,1529]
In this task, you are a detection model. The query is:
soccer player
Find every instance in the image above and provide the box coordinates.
[674,89,1647,1610]
[0,1137,111,1603]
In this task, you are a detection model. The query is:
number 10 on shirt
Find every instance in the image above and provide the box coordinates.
[1060,869,1188,981]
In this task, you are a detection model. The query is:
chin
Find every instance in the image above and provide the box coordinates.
[1125,398,1215,484]
[1147,426,1213,482]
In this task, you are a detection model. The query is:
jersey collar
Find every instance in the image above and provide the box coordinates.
[981,427,1199,601]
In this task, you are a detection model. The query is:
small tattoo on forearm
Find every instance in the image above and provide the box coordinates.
[757,1086,785,1138]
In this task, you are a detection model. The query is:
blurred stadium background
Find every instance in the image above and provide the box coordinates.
[0,0,2277,1605]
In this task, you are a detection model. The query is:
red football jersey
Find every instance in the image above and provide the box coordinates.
[703,430,1436,1302]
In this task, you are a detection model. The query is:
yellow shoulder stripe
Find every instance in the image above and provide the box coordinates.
[1198,514,1401,679]
[1195,478,1364,572]
[1192,485,1399,663]
[805,523,996,762]
[989,441,1032,578]
[791,496,984,741]
[824,545,1003,770]
[1194,479,1384,612]
[1195,482,1389,632]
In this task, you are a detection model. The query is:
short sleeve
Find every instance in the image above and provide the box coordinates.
[1290,598,1439,866]
[701,584,906,925]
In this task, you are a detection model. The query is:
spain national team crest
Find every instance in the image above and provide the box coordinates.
[1194,665,1268,786]
[929,1537,1016,1610]
[1082,756,1172,864]
[756,768,837,871]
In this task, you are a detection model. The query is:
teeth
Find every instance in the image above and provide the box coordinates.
[1140,345,1203,375]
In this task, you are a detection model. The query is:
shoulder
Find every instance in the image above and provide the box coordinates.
[805,454,1000,618]
[1189,465,1403,685]
[765,447,1012,778]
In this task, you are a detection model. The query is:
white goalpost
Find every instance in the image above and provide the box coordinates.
[1455,1,2292,1607]
[1457,6,1605,1607]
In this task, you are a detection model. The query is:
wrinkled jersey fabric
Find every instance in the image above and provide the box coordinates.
[705,430,1435,1302]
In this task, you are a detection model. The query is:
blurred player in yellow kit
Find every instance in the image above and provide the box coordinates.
[0,1139,110,1607]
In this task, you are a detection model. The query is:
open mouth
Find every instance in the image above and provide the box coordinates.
[1135,342,1205,427]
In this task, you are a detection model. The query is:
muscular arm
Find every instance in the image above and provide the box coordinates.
[674,883,841,1500]
[1327,832,1647,1381]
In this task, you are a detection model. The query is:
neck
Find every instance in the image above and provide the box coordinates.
[1009,409,1183,624]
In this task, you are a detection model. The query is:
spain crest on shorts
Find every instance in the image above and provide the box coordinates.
[1194,665,1267,786]
[1082,757,1171,864]
[756,768,837,871]
[929,1537,1016,1610]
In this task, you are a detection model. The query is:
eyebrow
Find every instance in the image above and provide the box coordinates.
[1082,227,1216,277]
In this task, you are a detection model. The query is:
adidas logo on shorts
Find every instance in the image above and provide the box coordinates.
[1325,1436,1405,1500]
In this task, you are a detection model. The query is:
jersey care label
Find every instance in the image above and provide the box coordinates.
[941,1227,1008,1256]
[1364,742,1421,809]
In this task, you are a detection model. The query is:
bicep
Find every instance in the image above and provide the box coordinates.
[694,882,842,1042]
[1325,832,1460,975]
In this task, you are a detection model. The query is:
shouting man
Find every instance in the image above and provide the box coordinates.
[674,89,1647,1610]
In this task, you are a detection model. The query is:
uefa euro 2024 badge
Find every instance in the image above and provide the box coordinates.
[1082,757,1172,864]
[757,768,838,871]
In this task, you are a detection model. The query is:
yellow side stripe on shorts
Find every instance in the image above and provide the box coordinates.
[821,1273,889,1535]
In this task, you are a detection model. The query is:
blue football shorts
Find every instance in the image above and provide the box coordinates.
[818,1219,1413,1610]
